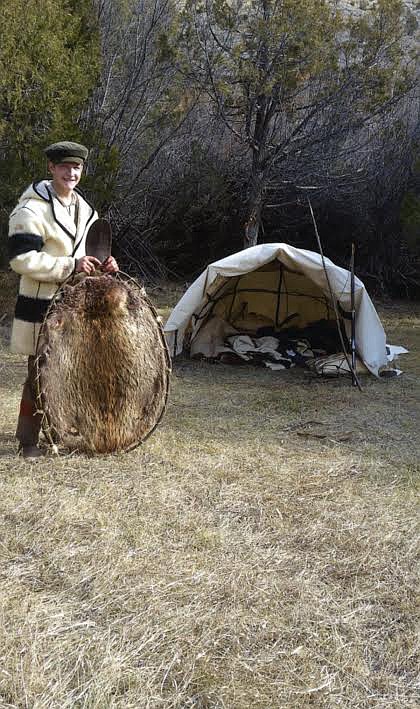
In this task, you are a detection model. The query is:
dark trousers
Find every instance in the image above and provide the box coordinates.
[16,356,42,447]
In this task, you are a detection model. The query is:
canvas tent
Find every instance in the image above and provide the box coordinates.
[164,244,390,376]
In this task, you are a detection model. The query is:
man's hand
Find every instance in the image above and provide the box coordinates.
[75,255,102,275]
[102,256,119,273]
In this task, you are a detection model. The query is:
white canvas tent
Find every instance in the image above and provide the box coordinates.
[164,244,390,376]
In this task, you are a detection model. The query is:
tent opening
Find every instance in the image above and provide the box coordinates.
[187,260,350,373]
[194,260,336,336]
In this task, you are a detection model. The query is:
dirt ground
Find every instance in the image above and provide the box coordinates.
[0,282,418,708]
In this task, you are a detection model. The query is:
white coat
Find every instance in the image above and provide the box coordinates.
[9,180,97,355]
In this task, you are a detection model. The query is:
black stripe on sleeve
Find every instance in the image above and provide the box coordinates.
[8,233,43,260]
[15,295,51,323]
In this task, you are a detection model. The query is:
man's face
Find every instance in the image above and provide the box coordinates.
[48,161,83,194]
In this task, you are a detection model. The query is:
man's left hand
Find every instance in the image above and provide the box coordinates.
[102,256,119,273]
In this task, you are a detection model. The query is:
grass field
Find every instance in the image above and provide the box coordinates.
[0,279,419,708]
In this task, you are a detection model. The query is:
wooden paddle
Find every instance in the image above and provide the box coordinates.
[85,218,112,264]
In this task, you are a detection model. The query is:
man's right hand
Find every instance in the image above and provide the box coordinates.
[75,256,102,275]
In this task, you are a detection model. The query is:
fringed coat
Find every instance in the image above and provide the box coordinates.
[9,180,97,355]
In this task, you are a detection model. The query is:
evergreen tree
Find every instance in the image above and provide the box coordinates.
[0,0,100,256]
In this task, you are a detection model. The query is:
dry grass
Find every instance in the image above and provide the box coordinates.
[0,280,419,708]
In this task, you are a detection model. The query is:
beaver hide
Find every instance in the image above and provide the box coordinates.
[36,275,170,453]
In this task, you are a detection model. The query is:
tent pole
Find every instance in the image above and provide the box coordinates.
[275,265,283,327]
[307,199,363,392]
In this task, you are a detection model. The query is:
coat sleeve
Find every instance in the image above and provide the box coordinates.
[8,207,76,283]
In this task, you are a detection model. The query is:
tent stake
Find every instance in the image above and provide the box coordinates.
[307,199,363,392]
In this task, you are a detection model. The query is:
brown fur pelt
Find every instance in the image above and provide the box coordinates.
[35,274,171,453]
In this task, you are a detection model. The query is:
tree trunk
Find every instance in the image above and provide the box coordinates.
[243,69,269,249]
[244,201,262,248]
[243,167,264,249]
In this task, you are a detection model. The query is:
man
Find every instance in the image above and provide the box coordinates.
[8,140,118,458]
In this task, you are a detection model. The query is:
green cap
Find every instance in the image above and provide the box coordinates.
[44,141,89,165]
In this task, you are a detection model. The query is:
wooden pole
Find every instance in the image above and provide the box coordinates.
[350,243,357,387]
[307,198,363,391]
